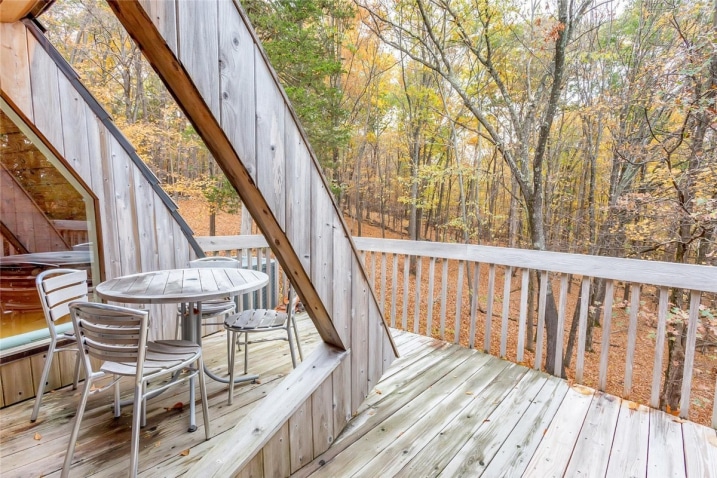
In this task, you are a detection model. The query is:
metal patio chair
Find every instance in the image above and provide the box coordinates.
[223,286,303,404]
[30,269,88,422]
[61,302,210,478]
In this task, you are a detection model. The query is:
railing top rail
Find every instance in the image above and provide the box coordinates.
[353,238,717,293]
[195,235,717,293]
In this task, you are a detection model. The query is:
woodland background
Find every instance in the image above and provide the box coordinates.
[39,0,716,421]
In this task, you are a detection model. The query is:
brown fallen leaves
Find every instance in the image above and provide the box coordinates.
[164,402,184,412]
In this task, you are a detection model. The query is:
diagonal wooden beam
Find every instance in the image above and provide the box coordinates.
[106,0,344,349]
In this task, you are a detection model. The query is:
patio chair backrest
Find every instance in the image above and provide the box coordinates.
[36,269,88,324]
[70,302,149,376]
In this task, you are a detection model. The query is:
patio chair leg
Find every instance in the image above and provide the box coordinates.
[287,322,297,369]
[244,331,249,375]
[198,357,211,439]
[61,375,94,478]
[292,316,303,361]
[129,384,143,478]
[113,375,121,418]
[30,340,56,422]
[228,331,237,405]
[72,350,82,390]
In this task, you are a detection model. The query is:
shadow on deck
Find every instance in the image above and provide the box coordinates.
[1,319,716,477]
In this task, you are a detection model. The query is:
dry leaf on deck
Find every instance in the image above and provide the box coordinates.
[180,449,190,456]
[33,432,42,440]
[165,402,184,412]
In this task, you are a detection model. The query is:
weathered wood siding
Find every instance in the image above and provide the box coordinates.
[0,20,199,406]
[107,1,396,475]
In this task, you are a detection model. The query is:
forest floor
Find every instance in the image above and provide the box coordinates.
[178,198,716,427]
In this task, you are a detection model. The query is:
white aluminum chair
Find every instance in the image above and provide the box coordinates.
[223,286,303,404]
[62,302,210,478]
[30,269,88,422]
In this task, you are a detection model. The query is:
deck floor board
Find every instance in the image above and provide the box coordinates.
[1,323,715,477]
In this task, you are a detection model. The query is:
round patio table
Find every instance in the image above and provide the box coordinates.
[96,267,269,430]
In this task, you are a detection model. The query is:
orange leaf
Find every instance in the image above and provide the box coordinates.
[34,432,42,440]
[180,449,190,456]
[165,402,184,412]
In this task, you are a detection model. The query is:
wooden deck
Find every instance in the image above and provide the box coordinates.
[1,319,716,477]
[299,330,717,478]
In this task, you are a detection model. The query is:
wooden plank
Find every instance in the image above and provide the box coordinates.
[426,254,436,337]
[440,259,448,340]
[651,287,670,408]
[289,397,314,474]
[517,268,529,363]
[679,290,702,419]
[0,22,33,121]
[261,422,290,478]
[523,384,594,477]
[394,363,526,477]
[1,357,34,406]
[138,0,177,56]
[344,357,510,477]
[255,55,286,228]
[605,400,650,477]
[391,254,398,328]
[468,262,479,349]
[295,346,475,478]
[453,260,464,344]
[195,234,269,252]
[500,266,512,358]
[312,351,496,476]
[310,167,333,321]
[682,421,717,477]
[535,271,548,370]
[332,220,352,346]
[311,375,334,457]
[647,408,687,477]
[186,343,345,477]
[331,353,351,436]
[576,276,590,383]
[598,280,615,391]
[218,0,255,177]
[351,256,369,412]
[484,264,495,353]
[439,371,551,476]
[624,283,641,397]
[352,237,717,293]
[480,377,568,476]
[177,0,219,117]
[554,273,569,376]
[27,32,63,154]
[132,168,159,275]
[402,254,409,330]
[380,253,387,314]
[564,392,621,478]
[56,58,91,188]
[30,351,61,396]
[238,453,264,478]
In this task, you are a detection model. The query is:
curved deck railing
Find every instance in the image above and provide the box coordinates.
[196,234,717,429]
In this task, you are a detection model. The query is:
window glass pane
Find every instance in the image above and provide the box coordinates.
[0,105,100,341]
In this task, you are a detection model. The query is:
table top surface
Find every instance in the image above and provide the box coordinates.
[95,268,269,304]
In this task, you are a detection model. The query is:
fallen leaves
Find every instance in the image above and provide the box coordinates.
[164,402,184,412]
[180,449,190,456]
[34,432,42,441]
[572,384,593,396]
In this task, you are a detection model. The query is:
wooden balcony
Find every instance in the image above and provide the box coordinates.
[2,314,716,477]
